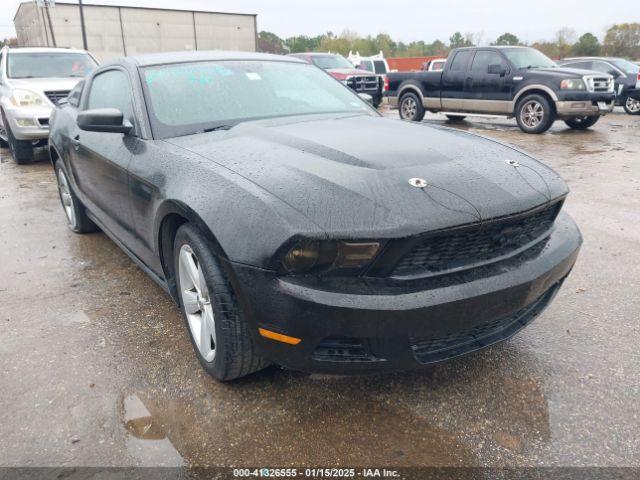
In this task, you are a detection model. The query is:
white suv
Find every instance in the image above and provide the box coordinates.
[0,47,97,163]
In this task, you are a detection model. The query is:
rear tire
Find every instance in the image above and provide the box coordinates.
[54,161,98,233]
[515,94,554,134]
[564,115,600,130]
[173,223,268,381]
[2,111,34,164]
[623,96,640,115]
[399,92,425,122]
[446,115,466,122]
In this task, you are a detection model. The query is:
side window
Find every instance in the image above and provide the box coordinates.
[87,69,134,121]
[450,51,471,71]
[470,51,506,72]
[373,60,387,74]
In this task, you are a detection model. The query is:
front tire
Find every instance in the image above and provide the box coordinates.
[1,111,33,164]
[54,161,98,233]
[173,224,268,381]
[399,92,425,122]
[623,96,640,115]
[564,115,600,130]
[515,94,554,134]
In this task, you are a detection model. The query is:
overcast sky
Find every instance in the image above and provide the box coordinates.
[1,0,637,45]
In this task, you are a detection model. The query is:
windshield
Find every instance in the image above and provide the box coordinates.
[502,48,557,69]
[7,52,97,79]
[611,58,639,74]
[143,60,376,138]
[311,55,354,70]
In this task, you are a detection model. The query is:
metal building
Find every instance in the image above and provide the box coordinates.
[13,1,258,62]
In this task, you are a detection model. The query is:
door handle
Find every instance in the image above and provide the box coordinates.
[72,135,80,150]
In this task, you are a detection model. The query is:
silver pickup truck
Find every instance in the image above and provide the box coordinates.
[0,47,97,163]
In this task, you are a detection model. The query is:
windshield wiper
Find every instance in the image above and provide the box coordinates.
[203,125,233,133]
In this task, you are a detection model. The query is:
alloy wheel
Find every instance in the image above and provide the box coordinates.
[626,96,640,114]
[401,97,418,120]
[178,244,216,362]
[521,100,544,128]
[57,168,76,228]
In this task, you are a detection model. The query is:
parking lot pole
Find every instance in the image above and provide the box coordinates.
[78,0,88,50]
[44,5,56,47]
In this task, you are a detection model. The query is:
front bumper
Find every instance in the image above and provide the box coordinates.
[555,91,616,117]
[228,212,582,374]
[2,104,52,140]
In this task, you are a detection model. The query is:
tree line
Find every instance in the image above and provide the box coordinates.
[258,23,640,60]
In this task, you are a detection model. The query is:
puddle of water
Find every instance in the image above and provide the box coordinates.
[122,393,184,467]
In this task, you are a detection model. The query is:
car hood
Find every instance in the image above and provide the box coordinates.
[165,115,568,238]
[528,67,606,78]
[327,68,375,77]
[7,77,81,92]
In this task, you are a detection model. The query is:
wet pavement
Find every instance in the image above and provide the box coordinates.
[0,111,639,469]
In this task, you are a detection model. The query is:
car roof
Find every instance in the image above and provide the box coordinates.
[110,50,306,68]
[452,46,532,52]
[561,57,618,61]
[291,52,341,57]
[4,46,90,54]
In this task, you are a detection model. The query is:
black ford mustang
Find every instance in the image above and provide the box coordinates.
[49,52,582,381]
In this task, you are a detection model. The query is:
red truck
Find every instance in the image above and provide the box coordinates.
[289,52,385,107]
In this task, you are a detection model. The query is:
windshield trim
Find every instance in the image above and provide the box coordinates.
[139,59,378,140]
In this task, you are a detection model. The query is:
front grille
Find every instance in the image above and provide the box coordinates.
[44,90,71,106]
[392,203,561,277]
[312,338,383,363]
[346,75,381,93]
[584,76,613,93]
[410,283,560,364]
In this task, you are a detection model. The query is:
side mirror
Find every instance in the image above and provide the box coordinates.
[77,108,133,134]
[609,70,620,79]
[358,93,373,105]
[488,64,507,76]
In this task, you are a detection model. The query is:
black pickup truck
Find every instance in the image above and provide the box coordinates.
[386,46,616,133]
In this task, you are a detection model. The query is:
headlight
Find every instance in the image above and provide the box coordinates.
[560,79,586,90]
[281,240,381,275]
[10,89,46,108]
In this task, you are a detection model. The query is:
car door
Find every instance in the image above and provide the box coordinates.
[441,50,472,110]
[70,68,138,242]
[464,50,511,113]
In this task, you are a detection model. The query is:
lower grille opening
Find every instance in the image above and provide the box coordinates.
[410,283,561,364]
[312,337,384,363]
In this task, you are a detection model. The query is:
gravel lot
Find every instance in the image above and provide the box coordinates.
[0,110,638,470]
